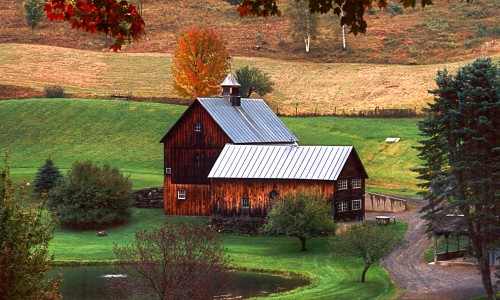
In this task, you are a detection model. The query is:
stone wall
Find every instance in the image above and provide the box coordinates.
[206,216,265,235]
[365,192,407,212]
[133,188,164,208]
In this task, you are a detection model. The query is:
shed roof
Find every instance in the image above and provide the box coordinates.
[208,145,365,181]
[198,98,298,144]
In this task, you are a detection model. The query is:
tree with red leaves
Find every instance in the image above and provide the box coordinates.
[44,0,145,51]
[171,27,230,98]
[111,222,232,300]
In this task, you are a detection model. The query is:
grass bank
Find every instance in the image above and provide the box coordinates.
[0,98,422,194]
[49,208,405,299]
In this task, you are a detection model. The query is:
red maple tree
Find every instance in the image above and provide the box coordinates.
[44,0,145,51]
[171,27,229,98]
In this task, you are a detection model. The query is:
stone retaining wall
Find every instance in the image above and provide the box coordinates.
[365,192,407,212]
[133,188,164,208]
[206,216,265,235]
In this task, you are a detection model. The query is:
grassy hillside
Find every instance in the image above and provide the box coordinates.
[0,98,422,194]
[3,44,498,115]
[1,0,498,64]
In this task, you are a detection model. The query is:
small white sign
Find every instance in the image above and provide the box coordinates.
[385,138,400,143]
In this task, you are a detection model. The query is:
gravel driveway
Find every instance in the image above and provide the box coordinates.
[368,197,498,300]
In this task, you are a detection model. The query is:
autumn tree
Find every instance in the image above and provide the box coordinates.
[0,154,61,300]
[171,27,230,98]
[261,190,335,251]
[23,0,45,38]
[43,0,145,51]
[111,222,231,300]
[235,66,274,98]
[287,0,319,52]
[415,58,499,300]
[329,222,404,283]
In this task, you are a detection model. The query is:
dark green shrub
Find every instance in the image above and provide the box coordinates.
[224,0,242,5]
[367,7,377,16]
[386,2,403,17]
[48,160,132,229]
[33,158,62,195]
[44,85,64,98]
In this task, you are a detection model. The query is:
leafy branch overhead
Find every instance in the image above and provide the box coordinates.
[43,0,145,51]
[238,0,438,35]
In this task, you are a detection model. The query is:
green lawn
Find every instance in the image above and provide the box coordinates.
[49,208,405,299]
[0,98,423,194]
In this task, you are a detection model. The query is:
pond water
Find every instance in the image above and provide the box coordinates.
[47,265,310,299]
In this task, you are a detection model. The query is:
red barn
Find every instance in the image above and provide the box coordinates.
[160,72,368,220]
[159,73,297,216]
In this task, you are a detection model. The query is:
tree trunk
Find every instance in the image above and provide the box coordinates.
[342,25,346,51]
[299,237,307,251]
[305,6,311,53]
[361,263,370,283]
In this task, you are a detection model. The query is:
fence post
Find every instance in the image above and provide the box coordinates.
[295,103,298,116]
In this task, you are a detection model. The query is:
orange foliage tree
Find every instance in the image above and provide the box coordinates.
[171,27,229,98]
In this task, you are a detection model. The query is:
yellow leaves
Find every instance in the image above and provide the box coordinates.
[171,27,229,99]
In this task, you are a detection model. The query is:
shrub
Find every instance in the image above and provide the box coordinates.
[48,160,132,229]
[33,158,62,196]
[44,85,64,98]
[386,2,403,17]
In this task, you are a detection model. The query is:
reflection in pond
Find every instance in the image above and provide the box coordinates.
[47,265,309,299]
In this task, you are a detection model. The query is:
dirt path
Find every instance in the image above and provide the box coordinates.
[369,197,497,300]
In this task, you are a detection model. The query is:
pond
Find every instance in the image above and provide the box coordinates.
[47,265,310,299]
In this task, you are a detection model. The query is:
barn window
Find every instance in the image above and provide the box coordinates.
[352,199,362,210]
[242,198,250,208]
[194,122,202,132]
[352,178,362,189]
[337,201,348,212]
[338,179,348,190]
[177,189,186,200]
[165,167,172,174]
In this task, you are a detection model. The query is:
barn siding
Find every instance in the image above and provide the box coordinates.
[163,175,211,215]
[162,101,231,215]
[334,154,366,220]
[211,178,335,218]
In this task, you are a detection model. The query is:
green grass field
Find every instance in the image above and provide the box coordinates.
[49,208,406,300]
[0,98,423,194]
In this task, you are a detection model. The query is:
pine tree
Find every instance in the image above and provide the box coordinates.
[34,158,62,195]
[415,58,499,300]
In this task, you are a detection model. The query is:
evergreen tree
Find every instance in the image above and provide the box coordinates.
[34,158,62,195]
[235,66,275,98]
[0,154,61,300]
[415,58,499,300]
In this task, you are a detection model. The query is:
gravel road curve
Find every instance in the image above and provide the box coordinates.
[368,197,498,300]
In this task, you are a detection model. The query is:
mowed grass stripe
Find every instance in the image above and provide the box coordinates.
[0,98,422,193]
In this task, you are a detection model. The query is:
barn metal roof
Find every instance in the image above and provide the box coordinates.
[208,145,355,181]
[198,98,298,144]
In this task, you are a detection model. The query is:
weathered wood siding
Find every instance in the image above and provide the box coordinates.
[162,101,232,215]
[211,178,335,218]
[334,154,366,221]
[211,152,366,221]
[163,175,211,215]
